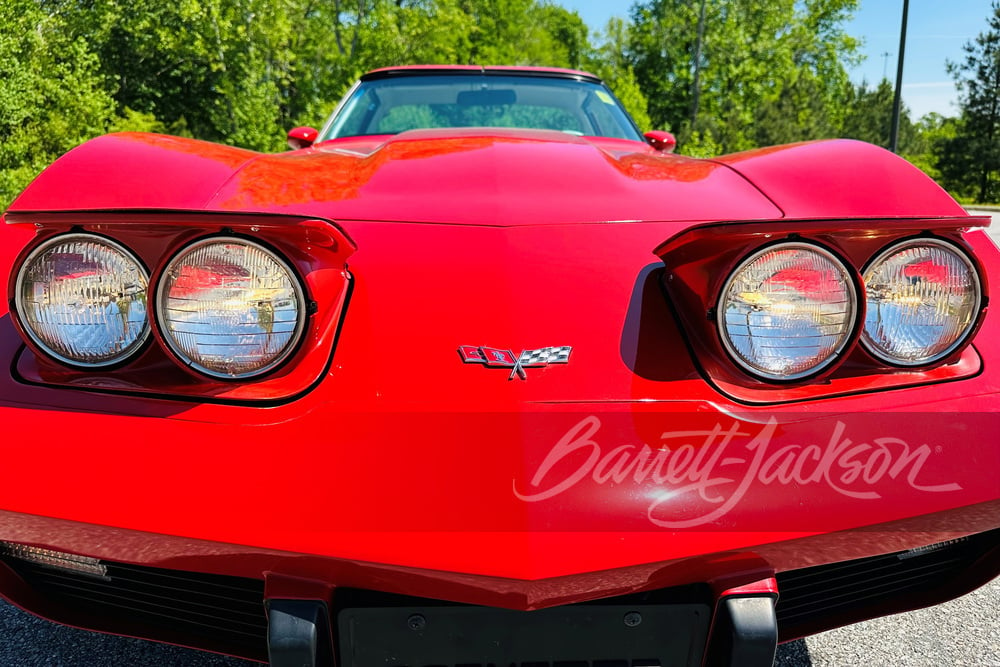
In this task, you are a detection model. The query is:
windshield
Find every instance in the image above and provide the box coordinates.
[320,74,643,142]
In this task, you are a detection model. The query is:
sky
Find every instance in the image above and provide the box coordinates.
[557,0,994,119]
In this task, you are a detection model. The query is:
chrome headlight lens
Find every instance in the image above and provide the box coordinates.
[15,234,149,367]
[719,243,857,380]
[156,238,306,379]
[862,239,980,366]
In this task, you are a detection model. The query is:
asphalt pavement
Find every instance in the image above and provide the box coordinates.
[0,211,997,665]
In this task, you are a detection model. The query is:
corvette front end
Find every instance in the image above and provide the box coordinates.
[0,66,997,666]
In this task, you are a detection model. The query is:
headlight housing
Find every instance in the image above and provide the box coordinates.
[156,238,307,379]
[862,239,980,366]
[15,234,149,367]
[718,243,857,380]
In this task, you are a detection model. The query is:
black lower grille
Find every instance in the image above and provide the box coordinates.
[339,603,708,667]
[335,587,712,667]
[775,529,999,632]
[355,662,663,667]
[4,530,996,663]
[2,556,267,659]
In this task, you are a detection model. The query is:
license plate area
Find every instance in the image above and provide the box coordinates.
[337,602,710,666]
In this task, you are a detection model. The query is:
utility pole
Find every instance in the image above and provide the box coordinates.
[690,0,707,130]
[889,0,909,153]
[881,51,892,81]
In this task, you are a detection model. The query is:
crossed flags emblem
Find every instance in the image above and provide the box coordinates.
[458,345,572,380]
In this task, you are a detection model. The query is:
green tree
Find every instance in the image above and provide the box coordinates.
[537,2,590,69]
[752,0,861,145]
[56,0,224,140]
[625,0,859,153]
[944,1,1000,203]
[840,79,919,152]
[351,1,474,69]
[907,112,959,186]
[52,0,336,151]
[0,0,124,207]
[69,0,608,145]
[625,0,700,136]
[753,75,839,146]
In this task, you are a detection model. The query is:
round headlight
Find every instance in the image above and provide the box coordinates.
[718,243,857,380]
[156,238,306,379]
[15,234,149,367]
[862,239,980,366]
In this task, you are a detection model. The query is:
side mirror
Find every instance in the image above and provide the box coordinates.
[644,130,677,153]
[287,126,319,150]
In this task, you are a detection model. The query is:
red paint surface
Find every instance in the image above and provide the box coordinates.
[716,139,967,219]
[0,214,997,578]
[0,100,998,656]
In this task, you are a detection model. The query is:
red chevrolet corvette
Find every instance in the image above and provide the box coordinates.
[0,65,997,666]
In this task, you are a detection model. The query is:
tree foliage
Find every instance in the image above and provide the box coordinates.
[0,0,987,208]
[0,0,117,201]
[840,79,920,152]
[625,0,860,153]
[940,1,1000,202]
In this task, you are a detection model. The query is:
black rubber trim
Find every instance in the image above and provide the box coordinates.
[361,66,601,83]
[268,599,330,667]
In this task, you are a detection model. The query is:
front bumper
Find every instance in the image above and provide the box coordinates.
[0,511,997,664]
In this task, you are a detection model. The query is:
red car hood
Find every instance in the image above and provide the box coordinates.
[8,129,964,225]
[207,128,784,224]
[8,129,782,225]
